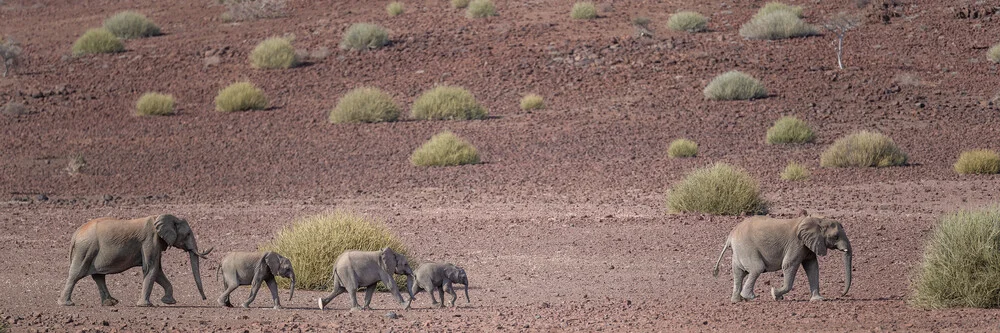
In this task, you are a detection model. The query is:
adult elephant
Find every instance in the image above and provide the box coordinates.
[59,214,212,307]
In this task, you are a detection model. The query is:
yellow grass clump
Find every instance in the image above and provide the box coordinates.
[135,93,175,116]
[410,131,480,167]
[954,149,1000,175]
[666,163,768,215]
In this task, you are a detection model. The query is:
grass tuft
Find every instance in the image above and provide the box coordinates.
[780,161,810,181]
[411,86,487,120]
[387,2,405,16]
[519,94,545,110]
[703,71,767,101]
[954,149,1000,175]
[911,207,1000,309]
[103,11,161,39]
[739,11,817,40]
[667,11,708,32]
[820,131,907,167]
[72,28,124,56]
[766,116,815,144]
[215,82,268,112]
[340,23,389,50]
[757,2,804,18]
[136,93,175,116]
[666,163,767,215]
[250,37,298,69]
[667,139,698,158]
[259,210,410,290]
[451,0,470,8]
[329,87,400,123]
[988,43,1000,63]
[410,131,480,167]
[570,2,597,20]
[466,0,496,18]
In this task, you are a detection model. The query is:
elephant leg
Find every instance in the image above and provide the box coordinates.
[429,286,440,305]
[218,280,238,307]
[803,258,824,301]
[265,279,282,310]
[731,266,747,303]
[137,269,159,307]
[348,289,362,310]
[59,267,89,306]
[446,282,457,307]
[318,286,345,310]
[740,268,763,301]
[91,274,119,306]
[244,275,265,308]
[437,286,446,308]
[154,273,176,304]
[363,287,376,310]
[771,264,798,300]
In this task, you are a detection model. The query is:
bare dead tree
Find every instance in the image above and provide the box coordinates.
[822,14,861,70]
[0,37,21,77]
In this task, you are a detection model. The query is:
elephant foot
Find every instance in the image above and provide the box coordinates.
[770,288,784,300]
[273,305,283,310]
[317,298,326,310]
[161,296,177,305]
[136,300,153,307]
[729,295,743,304]
[241,303,251,309]
[739,292,757,301]
[350,306,363,311]
[59,300,75,306]
[809,295,825,302]
[102,297,119,306]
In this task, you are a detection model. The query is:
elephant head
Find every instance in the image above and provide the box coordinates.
[154,214,212,300]
[447,265,470,303]
[379,247,413,276]
[262,252,295,300]
[796,217,852,296]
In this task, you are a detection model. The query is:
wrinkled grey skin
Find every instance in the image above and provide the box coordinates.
[217,251,295,309]
[317,247,413,311]
[408,262,469,308]
[713,216,852,303]
[59,214,212,307]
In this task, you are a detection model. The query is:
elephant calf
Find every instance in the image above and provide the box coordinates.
[712,215,852,303]
[217,251,295,309]
[317,247,413,311]
[409,262,469,308]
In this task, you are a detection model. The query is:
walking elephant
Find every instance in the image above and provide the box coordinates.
[317,247,413,310]
[59,214,212,307]
[217,251,296,309]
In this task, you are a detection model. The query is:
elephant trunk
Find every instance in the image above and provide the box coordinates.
[288,271,296,300]
[838,238,852,297]
[464,280,470,303]
[188,251,207,300]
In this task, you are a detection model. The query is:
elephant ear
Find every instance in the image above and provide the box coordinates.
[797,217,827,256]
[264,252,281,275]
[154,215,178,246]
[379,247,397,273]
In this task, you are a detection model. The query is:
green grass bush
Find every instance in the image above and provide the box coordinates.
[820,131,907,167]
[72,28,124,56]
[340,23,389,50]
[757,2,803,18]
[766,116,815,144]
[135,93,175,116]
[666,163,767,215]
[411,86,487,120]
[410,131,480,167]
[387,2,404,16]
[954,149,1000,175]
[520,94,544,110]
[667,139,698,158]
[215,82,268,112]
[667,11,708,32]
[988,43,1000,63]
[452,0,470,9]
[466,0,496,18]
[739,11,816,40]
[103,11,161,39]
[570,2,597,20]
[250,37,298,69]
[259,210,410,290]
[911,207,1000,309]
[780,161,809,181]
[329,87,400,123]
[703,71,767,101]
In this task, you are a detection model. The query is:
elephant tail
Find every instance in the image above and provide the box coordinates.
[712,238,731,278]
[216,264,222,282]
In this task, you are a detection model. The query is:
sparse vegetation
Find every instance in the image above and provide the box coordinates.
[703,71,767,101]
[632,17,651,28]
[757,2,804,18]
[911,206,1000,309]
[0,37,21,77]
[340,23,389,50]
[822,13,861,69]
[781,162,810,181]
[66,155,86,176]
[667,11,708,32]
[259,211,410,290]
[667,139,698,158]
[71,28,124,56]
[739,11,817,40]
[135,93,175,116]
[215,82,268,112]
[666,163,767,216]
[519,94,544,110]
[466,0,496,18]
[1,101,28,115]
[988,43,1000,63]
[411,86,487,120]
[329,87,400,123]
[953,149,1000,175]
[820,131,908,167]
[103,11,161,39]
[387,2,404,16]
[220,0,286,22]
[570,2,597,20]
[451,0,470,9]
[250,37,298,69]
[766,116,815,144]
[410,131,480,167]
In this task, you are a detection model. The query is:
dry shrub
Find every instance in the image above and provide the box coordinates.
[387,2,404,16]
[466,0,496,18]
[820,131,907,167]
[135,93,175,116]
[781,161,809,180]
[954,149,1000,175]
[0,37,20,77]
[66,155,87,176]
[221,0,285,22]
[250,37,298,69]
[259,211,410,290]
[911,207,1000,309]
[1,101,29,115]
[667,139,697,158]
[410,131,480,167]
[72,28,123,56]
[666,163,767,215]
[411,86,487,120]
[703,71,767,101]
[451,0,470,9]
[757,2,804,18]
[215,82,267,112]
[519,94,544,110]
[103,11,161,39]
[766,116,815,144]
[329,87,400,123]
[667,11,708,32]
[570,2,597,20]
[988,43,1000,63]
[340,23,389,50]
[739,11,817,40]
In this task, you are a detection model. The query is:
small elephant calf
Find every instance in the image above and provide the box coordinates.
[217,251,295,309]
[409,263,469,308]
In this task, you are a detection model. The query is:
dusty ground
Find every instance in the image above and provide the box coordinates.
[3,0,1000,331]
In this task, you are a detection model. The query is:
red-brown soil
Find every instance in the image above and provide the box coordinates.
[3,0,1000,331]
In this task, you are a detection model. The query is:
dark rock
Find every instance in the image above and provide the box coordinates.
[36,194,48,201]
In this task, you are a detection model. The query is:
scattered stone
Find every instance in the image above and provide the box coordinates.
[385,311,399,319]
[36,194,48,201]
